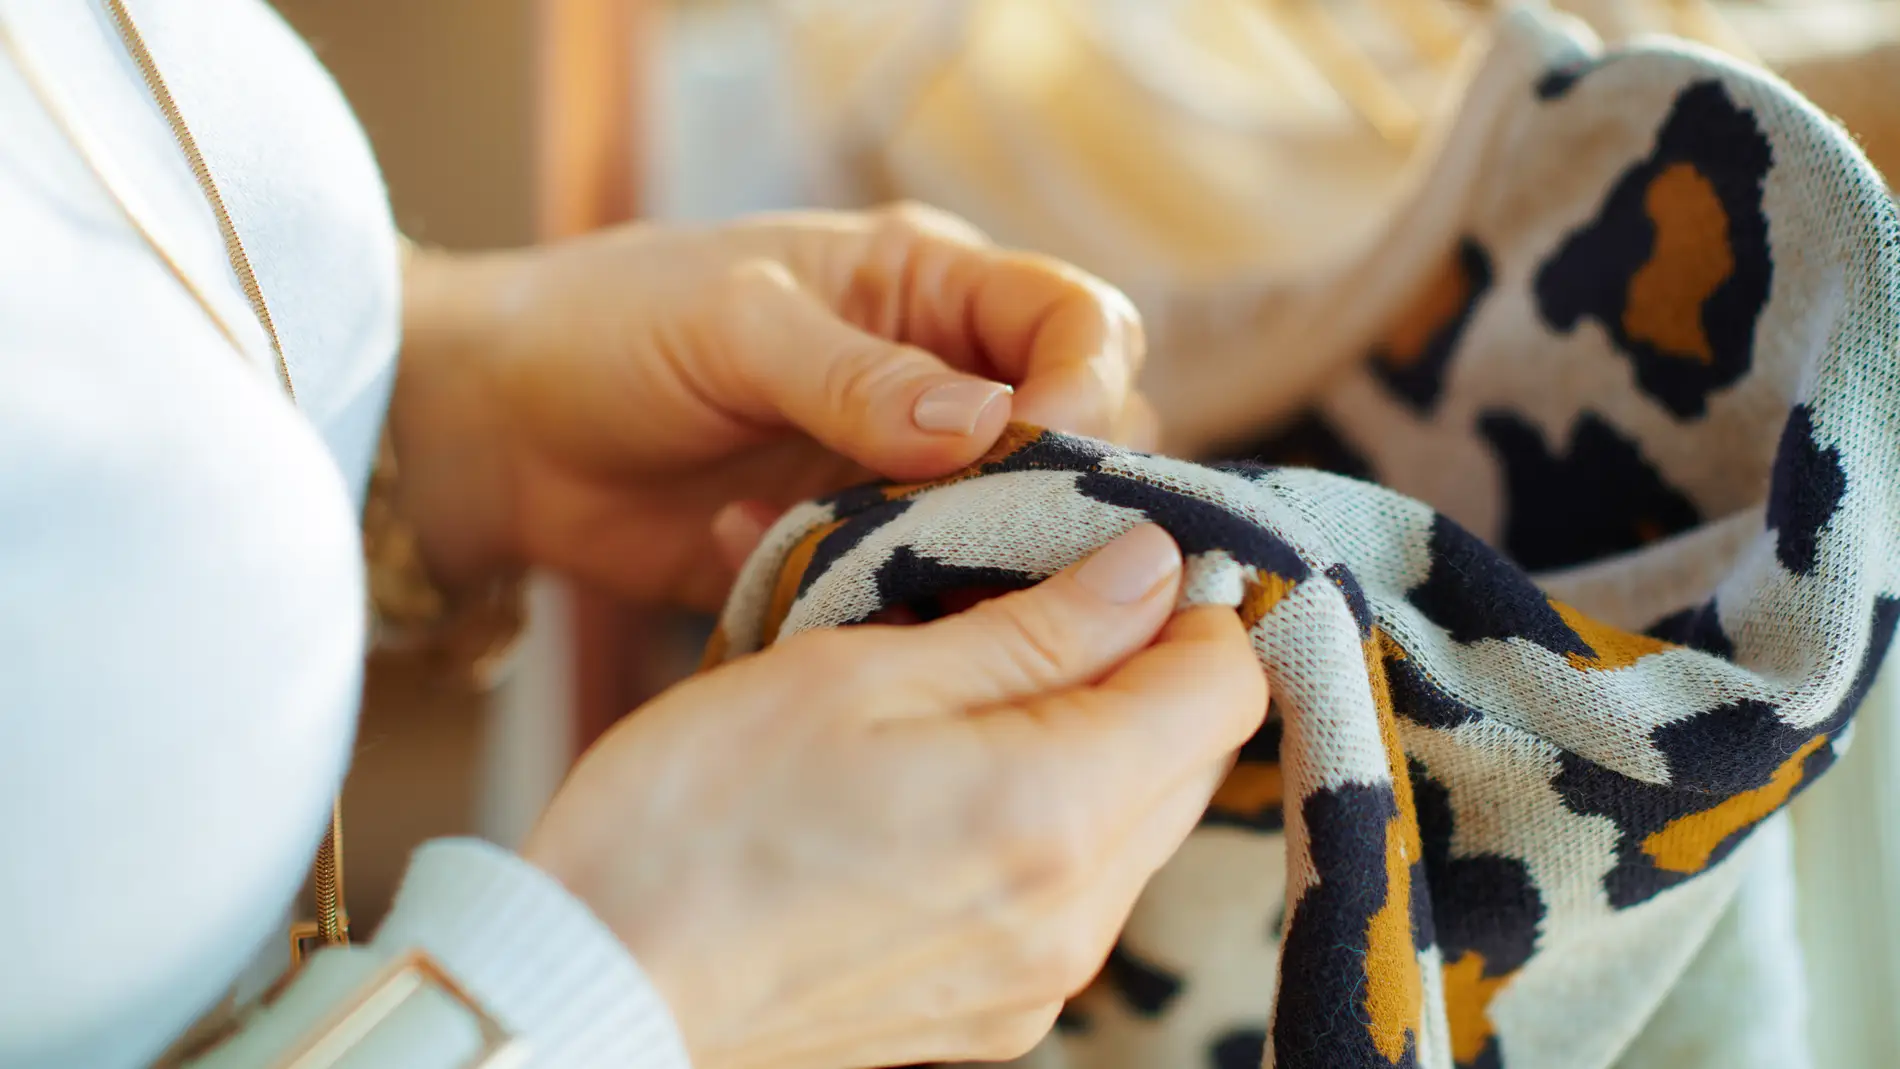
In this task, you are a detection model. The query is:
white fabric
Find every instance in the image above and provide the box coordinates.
[190,840,694,1069]
[0,3,685,1067]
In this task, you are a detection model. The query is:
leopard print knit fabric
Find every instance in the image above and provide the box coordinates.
[706,12,1900,1069]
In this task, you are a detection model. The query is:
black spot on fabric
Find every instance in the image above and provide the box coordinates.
[1238,714,1284,766]
[1369,239,1494,413]
[1765,405,1847,575]
[1329,564,1375,638]
[1215,411,1376,482]
[1665,597,1900,784]
[1273,784,1419,1069]
[1210,458,1276,481]
[1645,602,1736,660]
[1210,1028,1267,1069]
[1205,716,1285,834]
[1465,1039,1504,1069]
[1536,67,1582,99]
[1479,411,1701,571]
[981,429,1107,476]
[1387,653,1483,730]
[1408,760,1538,1069]
[821,481,895,515]
[1411,760,1543,974]
[1408,514,1591,658]
[1534,80,1774,417]
[1535,54,1611,100]
[866,545,1035,623]
[1550,665,1872,907]
[1826,595,1900,734]
[1102,943,1185,1018]
[1054,1003,1092,1035]
[798,498,912,598]
[1654,698,1825,794]
[1408,854,1435,955]
[1553,744,1776,906]
[1078,472,1312,582]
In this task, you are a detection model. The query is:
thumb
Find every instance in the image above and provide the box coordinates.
[861,524,1186,717]
[711,260,1016,481]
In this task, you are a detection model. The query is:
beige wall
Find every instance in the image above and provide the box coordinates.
[271,0,537,249]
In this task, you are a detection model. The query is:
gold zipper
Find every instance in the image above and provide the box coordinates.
[91,0,347,958]
[101,0,297,401]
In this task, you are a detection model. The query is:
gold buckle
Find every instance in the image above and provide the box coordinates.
[287,915,351,969]
[270,949,526,1069]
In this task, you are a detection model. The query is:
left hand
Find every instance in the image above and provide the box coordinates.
[391,203,1153,610]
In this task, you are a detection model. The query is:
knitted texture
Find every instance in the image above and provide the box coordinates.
[705,13,1900,1069]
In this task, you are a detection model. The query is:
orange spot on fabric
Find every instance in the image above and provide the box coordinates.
[1442,951,1511,1066]
[881,422,1048,500]
[1553,601,1675,671]
[1380,250,1475,368]
[1623,163,1732,365]
[762,518,845,647]
[1210,761,1283,820]
[1364,633,1425,1061]
[1240,570,1300,630]
[1642,734,1830,873]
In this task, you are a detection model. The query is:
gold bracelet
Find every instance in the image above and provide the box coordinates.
[362,428,527,687]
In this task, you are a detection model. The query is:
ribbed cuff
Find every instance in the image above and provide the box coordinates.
[373,837,693,1069]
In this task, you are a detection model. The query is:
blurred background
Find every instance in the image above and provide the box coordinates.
[267,0,1899,1063]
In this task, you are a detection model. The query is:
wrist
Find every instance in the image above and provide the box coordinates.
[392,239,528,591]
[523,800,726,1068]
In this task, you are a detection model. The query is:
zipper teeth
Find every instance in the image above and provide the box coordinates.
[313,800,349,944]
[101,0,296,403]
[0,18,255,362]
[98,0,346,948]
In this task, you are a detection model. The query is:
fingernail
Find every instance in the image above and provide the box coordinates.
[711,502,770,567]
[1075,524,1181,604]
[913,379,1013,435]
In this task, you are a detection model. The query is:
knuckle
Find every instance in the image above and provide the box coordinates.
[1212,640,1271,714]
[712,259,794,338]
[971,1005,1065,1062]
[875,199,952,233]
[1115,299,1148,372]
[1015,922,1111,1004]
[717,257,789,304]
[817,337,910,408]
[875,199,937,229]
[1049,924,1114,996]
[874,199,992,247]
[773,629,862,682]
[971,594,1076,690]
[984,782,1095,897]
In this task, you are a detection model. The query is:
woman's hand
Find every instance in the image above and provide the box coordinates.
[522,525,1266,1069]
[392,205,1153,609]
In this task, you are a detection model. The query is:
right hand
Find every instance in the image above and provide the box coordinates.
[522,524,1267,1069]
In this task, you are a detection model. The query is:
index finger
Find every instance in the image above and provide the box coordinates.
[834,206,1146,443]
[965,253,1145,443]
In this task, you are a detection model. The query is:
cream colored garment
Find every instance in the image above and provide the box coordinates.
[768,0,1900,452]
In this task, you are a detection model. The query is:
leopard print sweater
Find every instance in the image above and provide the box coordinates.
[705,11,1900,1069]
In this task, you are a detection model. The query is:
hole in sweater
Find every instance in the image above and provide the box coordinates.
[862,583,1026,626]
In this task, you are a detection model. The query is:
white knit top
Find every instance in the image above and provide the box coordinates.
[0,2,688,1066]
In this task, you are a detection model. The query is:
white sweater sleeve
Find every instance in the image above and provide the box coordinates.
[187,839,693,1069]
